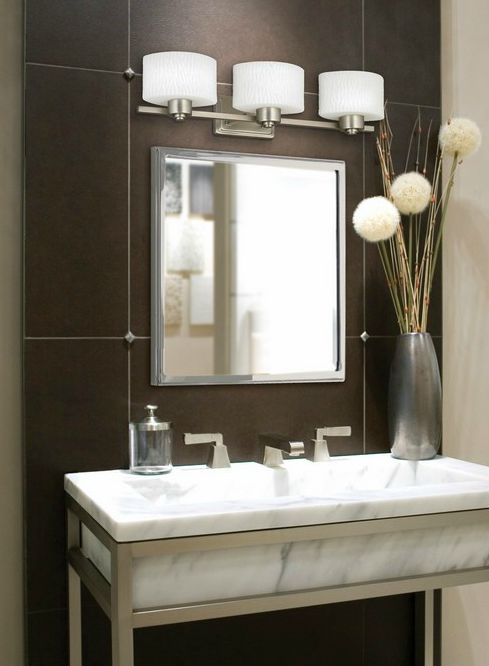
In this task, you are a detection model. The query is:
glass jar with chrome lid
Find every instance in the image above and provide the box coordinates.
[129,405,172,474]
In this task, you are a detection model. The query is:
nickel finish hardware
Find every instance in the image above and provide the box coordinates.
[138,95,376,140]
[259,433,306,467]
[183,432,231,469]
[312,426,352,462]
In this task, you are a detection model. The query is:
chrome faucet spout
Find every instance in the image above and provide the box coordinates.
[259,433,305,467]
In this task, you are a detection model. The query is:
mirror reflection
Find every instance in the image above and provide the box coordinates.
[152,149,345,385]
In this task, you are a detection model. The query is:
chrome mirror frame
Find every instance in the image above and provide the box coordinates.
[151,147,346,386]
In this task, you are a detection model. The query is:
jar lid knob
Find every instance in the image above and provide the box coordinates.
[145,404,158,416]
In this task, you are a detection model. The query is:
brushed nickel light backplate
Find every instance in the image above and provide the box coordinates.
[213,95,275,140]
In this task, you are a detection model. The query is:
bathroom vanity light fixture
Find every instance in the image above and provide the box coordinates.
[138,51,383,138]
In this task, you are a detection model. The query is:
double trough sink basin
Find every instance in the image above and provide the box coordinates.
[65,454,489,610]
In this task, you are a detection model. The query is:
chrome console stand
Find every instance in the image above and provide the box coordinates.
[67,495,489,666]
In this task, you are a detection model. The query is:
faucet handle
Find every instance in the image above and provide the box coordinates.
[183,433,231,469]
[312,426,352,462]
[315,426,352,440]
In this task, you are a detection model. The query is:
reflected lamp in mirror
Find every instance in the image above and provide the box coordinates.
[151,148,346,385]
[166,219,206,275]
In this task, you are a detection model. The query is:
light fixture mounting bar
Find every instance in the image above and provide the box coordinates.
[280,116,374,132]
[136,103,375,135]
[138,104,252,123]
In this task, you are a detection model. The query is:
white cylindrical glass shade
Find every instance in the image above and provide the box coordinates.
[142,51,217,107]
[318,71,384,121]
[232,61,304,114]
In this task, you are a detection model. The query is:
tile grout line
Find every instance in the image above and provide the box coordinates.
[22,11,30,665]
[26,332,439,340]
[24,63,441,110]
[127,0,132,423]
[128,346,131,423]
[345,335,444,339]
[361,0,366,458]
[367,334,442,339]
[362,0,365,71]
[23,333,436,342]
[127,0,131,335]
[24,336,150,340]
[362,135,366,454]
[25,61,124,76]
[127,0,131,72]
[387,100,441,111]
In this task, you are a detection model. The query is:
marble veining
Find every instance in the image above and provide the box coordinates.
[82,517,489,609]
[65,454,489,542]
[70,454,489,610]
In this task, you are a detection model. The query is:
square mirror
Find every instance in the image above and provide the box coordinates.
[151,147,345,385]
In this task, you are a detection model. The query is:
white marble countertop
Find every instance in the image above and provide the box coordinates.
[64,454,489,542]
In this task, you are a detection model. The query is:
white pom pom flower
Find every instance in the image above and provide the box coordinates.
[390,171,432,215]
[439,117,481,157]
[353,196,400,242]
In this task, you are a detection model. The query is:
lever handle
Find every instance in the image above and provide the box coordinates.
[315,426,351,440]
[312,426,351,462]
[184,432,224,447]
[183,433,231,469]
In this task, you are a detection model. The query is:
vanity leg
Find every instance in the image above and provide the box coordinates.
[424,589,435,666]
[111,544,134,666]
[415,590,439,666]
[68,565,82,666]
[67,509,82,666]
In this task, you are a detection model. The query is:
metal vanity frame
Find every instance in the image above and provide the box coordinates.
[66,495,489,666]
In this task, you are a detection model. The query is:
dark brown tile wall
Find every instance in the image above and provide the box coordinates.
[130,0,363,92]
[24,1,441,664]
[25,67,128,337]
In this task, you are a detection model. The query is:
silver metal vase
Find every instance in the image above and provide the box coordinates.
[388,333,441,460]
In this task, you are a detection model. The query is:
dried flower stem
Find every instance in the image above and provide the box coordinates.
[375,112,460,333]
[430,155,458,285]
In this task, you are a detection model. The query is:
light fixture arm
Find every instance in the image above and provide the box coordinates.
[338,114,365,135]
[167,98,193,122]
[256,106,282,128]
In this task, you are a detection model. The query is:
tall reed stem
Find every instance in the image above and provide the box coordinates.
[374,113,459,334]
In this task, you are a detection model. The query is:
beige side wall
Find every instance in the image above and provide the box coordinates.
[0,0,23,663]
[442,1,489,664]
